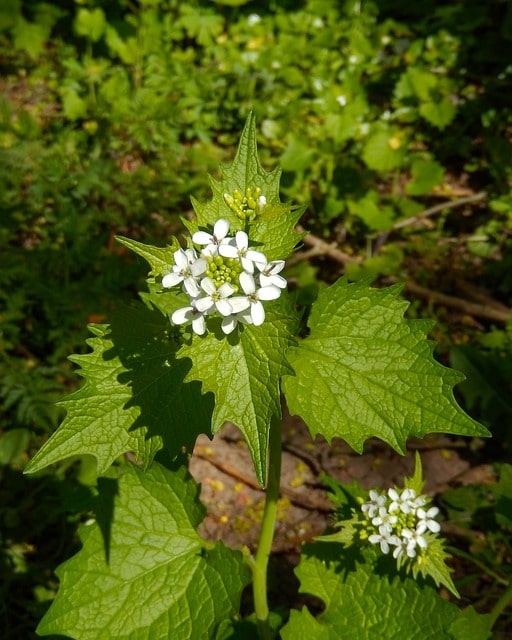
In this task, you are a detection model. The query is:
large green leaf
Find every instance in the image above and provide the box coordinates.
[37,462,250,639]
[283,279,488,453]
[178,298,297,486]
[280,544,491,639]
[25,305,214,474]
[184,112,305,262]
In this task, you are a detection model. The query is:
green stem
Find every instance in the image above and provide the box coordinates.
[488,579,512,629]
[252,415,282,640]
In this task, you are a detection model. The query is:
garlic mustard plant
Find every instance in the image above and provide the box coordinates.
[25,115,493,640]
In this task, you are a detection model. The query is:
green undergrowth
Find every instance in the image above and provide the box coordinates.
[1,0,511,637]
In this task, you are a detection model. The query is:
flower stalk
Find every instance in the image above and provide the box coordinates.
[251,414,282,640]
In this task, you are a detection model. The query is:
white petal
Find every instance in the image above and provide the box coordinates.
[190,257,207,276]
[216,299,233,316]
[239,271,256,295]
[185,248,198,261]
[192,315,206,335]
[268,260,285,274]
[238,309,253,324]
[173,249,189,268]
[235,231,249,250]
[251,301,265,325]
[214,218,230,239]
[257,285,281,301]
[183,277,200,297]
[172,307,193,324]
[218,282,235,298]
[195,297,214,313]
[201,246,216,258]
[240,256,255,273]
[417,536,428,549]
[221,316,237,334]
[162,272,183,288]
[230,296,251,313]
[193,231,213,245]
[201,277,217,295]
[246,249,266,264]
[219,244,239,259]
[260,273,287,289]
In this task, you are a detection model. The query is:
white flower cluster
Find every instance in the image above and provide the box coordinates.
[361,487,441,559]
[162,218,287,335]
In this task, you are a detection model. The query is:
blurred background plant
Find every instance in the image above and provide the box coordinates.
[1,0,511,636]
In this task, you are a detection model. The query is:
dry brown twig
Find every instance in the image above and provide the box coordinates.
[292,193,511,324]
[392,191,487,230]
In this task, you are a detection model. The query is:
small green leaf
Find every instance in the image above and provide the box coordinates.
[178,6,225,47]
[0,428,30,465]
[280,138,318,172]
[74,8,106,42]
[448,607,493,640]
[61,89,88,120]
[406,158,445,195]
[12,17,50,58]
[105,26,139,65]
[347,191,396,231]
[399,534,459,597]
[420,99,456,130]
[283,279,488,454]
[395,67,438,102]
[403,451,426,495]
[25,306,214,475]
[178,297,298,485]
[36,462,250,639]
[362,128,405,172]
[280,544,491,639]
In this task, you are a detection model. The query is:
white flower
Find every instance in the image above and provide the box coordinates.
[172,303,207,335]
[402,528,428,558]
[416,507,441,534]
[219,231,266,273]
[368,527,400,555]
[247,13,261,26]
[192,219,230,256]
[194,277,237,316]
[361,489,387,519]
[388,488,418,514]
[162,248,206,297]
[392,538,407,559]
[372,506,398,530]
[336,95,347,107]
[236,272,281,326]
[221,309,253,335]
[256,260,287,289]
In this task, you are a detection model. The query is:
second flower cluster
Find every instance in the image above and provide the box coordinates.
[162,218,287,335]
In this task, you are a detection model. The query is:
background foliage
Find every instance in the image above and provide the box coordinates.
[1,0,511,637]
